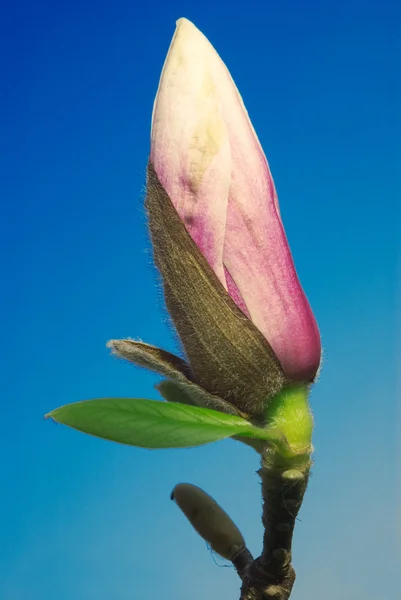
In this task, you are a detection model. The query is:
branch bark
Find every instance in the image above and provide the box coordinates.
[237,453,310,600]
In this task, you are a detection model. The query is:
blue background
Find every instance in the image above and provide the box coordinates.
[1,0,399,598]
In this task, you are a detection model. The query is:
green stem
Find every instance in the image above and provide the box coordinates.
[260,453,311,566]
[240,385,313,600]
[240,455,310,599]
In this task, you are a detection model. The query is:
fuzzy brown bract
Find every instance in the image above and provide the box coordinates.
[145,162,286,416]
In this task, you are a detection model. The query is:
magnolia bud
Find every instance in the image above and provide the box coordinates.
[171,483,245,560]
[150,18,321,384]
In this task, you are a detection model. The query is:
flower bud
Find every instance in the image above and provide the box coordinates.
[150,19,321,384]
[171,483,245,560]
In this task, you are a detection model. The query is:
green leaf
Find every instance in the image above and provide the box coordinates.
[46,398,267,449]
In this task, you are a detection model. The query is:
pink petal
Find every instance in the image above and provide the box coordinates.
[150,18,232,288]
[215,70,321,381]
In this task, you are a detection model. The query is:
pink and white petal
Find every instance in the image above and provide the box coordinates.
[224,203,321,381]
[150,18,232,285]
[222,102,321,380]
[224,266,250,317]
[187,26,321,380]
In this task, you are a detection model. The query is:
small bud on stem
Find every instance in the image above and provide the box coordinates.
[172,483,248,561]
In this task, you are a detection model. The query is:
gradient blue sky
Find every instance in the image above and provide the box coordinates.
[1,1,399,598]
